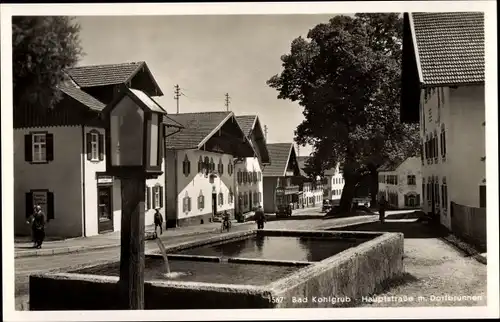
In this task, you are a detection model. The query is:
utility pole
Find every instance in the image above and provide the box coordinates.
[174,84,181,113]
[224,93,231,111]
[264,125,268,141]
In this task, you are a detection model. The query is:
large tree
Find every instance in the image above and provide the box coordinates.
[267,13,419,213]
[12,16,84,111]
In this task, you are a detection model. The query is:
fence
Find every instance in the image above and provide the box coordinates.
[450,202,487,252]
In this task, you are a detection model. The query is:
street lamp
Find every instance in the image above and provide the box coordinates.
[102,85,167,310]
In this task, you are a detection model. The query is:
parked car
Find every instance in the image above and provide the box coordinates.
[322,199,333,212]
[276,204,292,218]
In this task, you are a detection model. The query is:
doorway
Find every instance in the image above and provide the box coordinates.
[97,186,113,234]
[212,193,217,216]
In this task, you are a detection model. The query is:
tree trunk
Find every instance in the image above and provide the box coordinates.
[370,169,379,209]
[338,176,357,214]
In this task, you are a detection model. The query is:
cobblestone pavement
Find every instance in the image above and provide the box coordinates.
[332,221,488,308]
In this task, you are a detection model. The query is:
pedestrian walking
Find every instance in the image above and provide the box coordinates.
[255,206,266,229]
[379,196,387,224]
[154,209,164,238]
[26,205,46,249]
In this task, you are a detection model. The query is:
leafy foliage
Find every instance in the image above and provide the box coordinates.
[12,16,84,110]
[267,14,419,210]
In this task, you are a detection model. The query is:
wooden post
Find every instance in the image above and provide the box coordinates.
[119,176,146,310]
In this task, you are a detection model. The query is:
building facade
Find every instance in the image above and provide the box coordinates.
[14,61,177,237]
[323,164,345,203]
[234,115,271,215]
[378,157,423,209]
[164,112,255,227]
[401,13,485,229]
[297,156,324,208]
[262,143,301,213]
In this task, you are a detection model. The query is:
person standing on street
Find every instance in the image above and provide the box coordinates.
[255,206,266,229]
[379,195,387,224]
[26,205,46,249]
[154,209,164,238]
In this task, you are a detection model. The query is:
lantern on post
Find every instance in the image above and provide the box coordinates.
[102,85,169,310]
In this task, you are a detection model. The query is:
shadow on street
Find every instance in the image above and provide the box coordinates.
[328,220,448,239]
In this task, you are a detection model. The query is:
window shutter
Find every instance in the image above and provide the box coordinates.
[86,133,92,160]
[159,186,164,208]
[47,192,55,220]
[25,134,33,162]
[416,194,420,206]
[188,197,192,211]
[98,133,105,161]
[404,195,408,207]
[146,187,151,210]
[46,133,54,161]
[25,192,33,218]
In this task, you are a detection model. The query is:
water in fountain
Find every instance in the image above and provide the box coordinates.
[155,237,190,279]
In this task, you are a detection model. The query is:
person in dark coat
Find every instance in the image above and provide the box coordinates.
[27,205,46,249]
[154,209,164,237]
[379,196,387,224]
[255,206,266,229]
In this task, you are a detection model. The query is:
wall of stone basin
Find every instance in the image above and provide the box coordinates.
[29,229,404,310]
[268,232,405,308]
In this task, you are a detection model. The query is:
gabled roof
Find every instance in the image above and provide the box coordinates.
[378,159,405,172]
[57,82,106,111]
[65,61,164,96]
[235,115,257,137]
[262,143,297,177]
[410,12,485,86]
[165,111,235,149]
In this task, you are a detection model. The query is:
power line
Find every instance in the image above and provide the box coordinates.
[224,93,231,111]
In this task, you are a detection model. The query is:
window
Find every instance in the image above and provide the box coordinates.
[441,125,447,160]
[218,159,224,175]
[237,170,242,184]
[209,158,215,172]
[26,132,54,163]
[182,194,192,213]
[218,192,224,205]
[420,142,424,165]
[441,177,448,210]
[228,188,234,204]
[182,155,191,176]
[258,172,262,182]
[434,131,439,162]
[198,156,204,173]
[434,180,440,206]
[198,192,205,210]
[86,131,104,162]
[204,156,210,172]
[152,185,164,209]
[407,175,416,185]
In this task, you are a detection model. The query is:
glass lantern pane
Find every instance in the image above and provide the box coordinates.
[110,96,144,166]
[149,113,159,167]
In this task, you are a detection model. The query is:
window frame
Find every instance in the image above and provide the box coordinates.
[32,133,47,163]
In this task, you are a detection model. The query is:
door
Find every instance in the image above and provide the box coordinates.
[212,193,217,216]
[98,186,113,234]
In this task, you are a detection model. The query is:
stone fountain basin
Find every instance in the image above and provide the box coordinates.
[29,229,404,310]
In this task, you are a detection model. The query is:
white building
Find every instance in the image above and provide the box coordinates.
[164,112,255,227]
[323,164,345,203]
[14,62,179,238]
[296,156,324,208]
[378,157,423,209]
[401,12,485,229]
[234,115,271,215]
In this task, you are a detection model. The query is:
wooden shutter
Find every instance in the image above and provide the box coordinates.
[416,194,420,206]
[159,186,164,208]
[188,197,192,211]
[146,187,151,210]
[25,192,33,218]
[98,133,104,161]
[404,195,408,207]
[46,133,54,161]
[86,133,92,160]
[25,134,33,162]
[47,192,55,220]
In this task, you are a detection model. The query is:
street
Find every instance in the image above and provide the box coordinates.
[15,212,376,310]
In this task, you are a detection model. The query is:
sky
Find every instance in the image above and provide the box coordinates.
[75,14,338,157]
